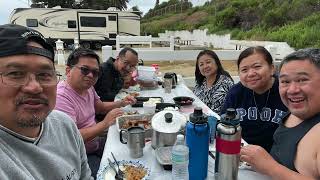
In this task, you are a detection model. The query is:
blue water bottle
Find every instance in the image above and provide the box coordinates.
[186,107,210,180]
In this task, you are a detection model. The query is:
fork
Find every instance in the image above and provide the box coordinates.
[107,158,123,180]
[111,152,125,179]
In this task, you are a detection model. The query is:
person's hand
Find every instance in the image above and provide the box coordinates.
[240,145,279,175]
[103,108,123,126]
[121,95,137,106]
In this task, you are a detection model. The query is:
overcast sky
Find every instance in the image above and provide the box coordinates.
[0,0,208,25]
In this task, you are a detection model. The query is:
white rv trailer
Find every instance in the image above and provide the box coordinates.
[9,7,141,49]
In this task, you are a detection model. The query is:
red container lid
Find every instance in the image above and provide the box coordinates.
[151,64,159,69]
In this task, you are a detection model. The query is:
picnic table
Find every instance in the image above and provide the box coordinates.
[98,77,271,180]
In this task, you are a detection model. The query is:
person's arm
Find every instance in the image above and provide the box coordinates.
[56,92,122,142]
[240,145,316,180]
[95,96,136,114]
[78,108,123,142]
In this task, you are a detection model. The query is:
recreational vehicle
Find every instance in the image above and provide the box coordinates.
[9,7,141,49]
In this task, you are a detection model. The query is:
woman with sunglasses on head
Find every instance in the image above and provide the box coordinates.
[221,46,288,152]
[193,50,234,114]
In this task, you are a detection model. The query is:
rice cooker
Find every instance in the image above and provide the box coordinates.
[151,110,187,149]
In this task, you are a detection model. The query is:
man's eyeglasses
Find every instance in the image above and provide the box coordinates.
[72,66,101,78]
[0,70,61,87]
[120,58,137,71]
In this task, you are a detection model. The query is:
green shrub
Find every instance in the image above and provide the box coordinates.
[141,0,320,49]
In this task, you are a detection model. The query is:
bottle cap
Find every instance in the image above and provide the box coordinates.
[226,108,236,120]
[221,108,240,125]
[177,134,184,141]
[189,107,208,124]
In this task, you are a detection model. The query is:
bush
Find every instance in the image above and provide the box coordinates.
[141,0,320,49]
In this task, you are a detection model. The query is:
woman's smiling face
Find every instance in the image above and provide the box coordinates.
[238,53,274,93]
[198,54,218,78]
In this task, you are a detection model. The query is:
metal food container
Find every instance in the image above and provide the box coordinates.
[116,114,154,139]
[151,110,187,149]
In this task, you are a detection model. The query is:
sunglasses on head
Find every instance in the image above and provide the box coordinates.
[72,66,101,78]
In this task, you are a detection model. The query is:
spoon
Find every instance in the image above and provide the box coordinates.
[107,158,122,180]
[111,152,125,178]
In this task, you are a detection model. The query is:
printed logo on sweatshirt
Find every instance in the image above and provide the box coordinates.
[236,107,287,123]
[62,168,77,180]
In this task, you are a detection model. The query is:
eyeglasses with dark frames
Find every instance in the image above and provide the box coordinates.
[0,70,61,87]
[119,58,137,71]
[72,65,101,78]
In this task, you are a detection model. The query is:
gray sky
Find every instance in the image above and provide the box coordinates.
[0,0,208,25]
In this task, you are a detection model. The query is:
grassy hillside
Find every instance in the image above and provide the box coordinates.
[141,0,320,49]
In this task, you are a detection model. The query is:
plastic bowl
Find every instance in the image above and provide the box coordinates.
[155,146,173,170]
[173,96,195,106]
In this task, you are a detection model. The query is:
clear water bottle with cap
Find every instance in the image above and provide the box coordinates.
[172,134,189,180]
[215,108,241,180]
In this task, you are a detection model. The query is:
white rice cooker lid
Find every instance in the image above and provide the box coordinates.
[151,110,187,133]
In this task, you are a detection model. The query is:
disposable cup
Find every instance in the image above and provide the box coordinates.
[143,102,156,114]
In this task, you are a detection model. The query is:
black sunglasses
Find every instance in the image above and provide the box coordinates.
[72,66,101,78]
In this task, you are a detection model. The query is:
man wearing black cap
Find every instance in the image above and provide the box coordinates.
[0,24,93,179]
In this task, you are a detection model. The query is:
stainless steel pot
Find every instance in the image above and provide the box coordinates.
[151,110,187,149]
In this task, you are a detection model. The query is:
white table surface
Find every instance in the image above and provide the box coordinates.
[99,80,271,180]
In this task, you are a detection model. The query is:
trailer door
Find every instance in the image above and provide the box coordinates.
[77,12,118,47]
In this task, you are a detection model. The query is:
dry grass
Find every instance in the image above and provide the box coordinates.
[185,11,208,25]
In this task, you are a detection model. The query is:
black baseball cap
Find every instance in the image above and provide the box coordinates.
[0,24,54,62]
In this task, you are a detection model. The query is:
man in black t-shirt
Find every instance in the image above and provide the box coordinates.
[240,48,320,180]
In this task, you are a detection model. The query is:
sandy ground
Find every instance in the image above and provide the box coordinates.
[143,60,238,77]
[56,60,238,78]
[56,50,238,78]
[55,50,239,87]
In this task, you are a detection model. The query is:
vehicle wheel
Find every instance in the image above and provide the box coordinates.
[81,42,91,49]
[94,42,102,50]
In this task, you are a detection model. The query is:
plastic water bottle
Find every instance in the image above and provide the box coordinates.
[172,134,189,180]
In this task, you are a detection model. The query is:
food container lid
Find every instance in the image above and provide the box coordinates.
[151,110,187,133]
[155,146,173,165]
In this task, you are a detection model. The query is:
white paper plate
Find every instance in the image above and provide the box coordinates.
[97,160,151,180]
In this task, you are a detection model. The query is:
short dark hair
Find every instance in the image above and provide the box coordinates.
[237,46,273,69]
[279,48,320,71]
[118,47,138,58]
[195,49,232,85]
[66,48,100,66]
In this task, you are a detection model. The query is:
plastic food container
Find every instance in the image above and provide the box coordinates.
[143,102,157,114]
[155,146,173,170]
[137,66,156,81]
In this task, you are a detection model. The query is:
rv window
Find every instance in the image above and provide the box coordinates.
[68,20,76,28]
[26,19,38,27]
[80,16,106,27]
[108,16,117,21]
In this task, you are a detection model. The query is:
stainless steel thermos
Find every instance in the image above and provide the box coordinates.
[215,108,241,180]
